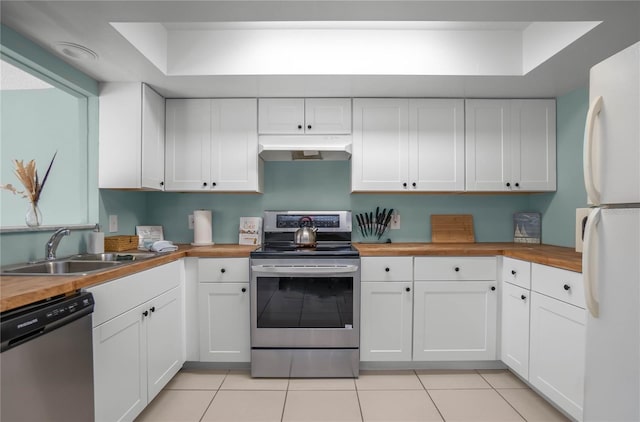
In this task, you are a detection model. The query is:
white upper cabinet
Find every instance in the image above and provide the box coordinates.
[465,99,556,192]
[165,98,262,192]
[99,82,166,190]
[352,98,464,192]
[409,99,465,191]
[352,98,410,191]
[258,98,351,134]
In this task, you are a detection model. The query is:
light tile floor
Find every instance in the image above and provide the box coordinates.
[135,369,570,422]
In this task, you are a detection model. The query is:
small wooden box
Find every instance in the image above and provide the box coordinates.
[104,235,139,252]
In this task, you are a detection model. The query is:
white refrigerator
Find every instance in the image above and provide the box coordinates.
[582,41,640,422]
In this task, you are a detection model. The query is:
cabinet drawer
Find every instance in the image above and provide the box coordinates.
[502,257,531,289]
[198,258,249,282]
[361,257,413,282]
[89,260,181,327]
[531,263,585,309]
[414,257,496,281]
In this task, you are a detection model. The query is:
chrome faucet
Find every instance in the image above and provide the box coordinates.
[46,227,71,260]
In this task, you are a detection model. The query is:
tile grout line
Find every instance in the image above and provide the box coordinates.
[414,369,447,422]
[197,369,229,422]
[476,369,529,422]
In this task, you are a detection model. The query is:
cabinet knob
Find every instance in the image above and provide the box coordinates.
[490,286,496,291]
[142,310,149,317]
[212,182,217,187]
[511,270,516,275]
[385,267,390,272]
[307,124,312,130]
[150,306,155,313]
[241,287,247,293]
[506,182,511,187]
[221,268,226,273]
[454,267,460,272]
[160,181,164,186]
[297,124,303,130]
[515,182,520,187]
[564,284,571,291]
[203,182,208,187]
[402,182,407,188]
[412,182,417,188]
[405,287,411,292]
[521,294,527,300]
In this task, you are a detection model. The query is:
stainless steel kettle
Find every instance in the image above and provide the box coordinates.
[294,217,318,247]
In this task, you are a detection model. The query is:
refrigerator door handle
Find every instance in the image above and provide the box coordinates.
[583,207,601,317]
[583,95,603,206]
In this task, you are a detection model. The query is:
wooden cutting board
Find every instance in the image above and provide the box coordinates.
[431,214,475,243]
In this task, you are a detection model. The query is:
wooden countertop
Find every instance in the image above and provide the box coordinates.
[354,242,582,273]
[0,244,256,312]
[1,242,580,313]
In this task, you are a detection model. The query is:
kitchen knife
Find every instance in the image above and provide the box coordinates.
[356,214,366,237]
[365,213,371,237]
[379,208,394,239]
[375,207,380,237]
[378,208,387,237]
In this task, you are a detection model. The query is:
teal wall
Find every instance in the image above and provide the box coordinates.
[143,161,530,244]
[529,88,589,247]
[1,89,88,226]
[0,24,99,266]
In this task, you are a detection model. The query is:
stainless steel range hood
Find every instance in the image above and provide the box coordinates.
[258,135,352,161]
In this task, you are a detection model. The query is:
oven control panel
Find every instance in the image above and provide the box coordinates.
[263,211,352,232]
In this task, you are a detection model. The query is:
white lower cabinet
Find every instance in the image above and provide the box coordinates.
[529,291,586,421]
[90,261,184,422]
[501,281,531,379]
[198,258,250,362]
[198,282,250,361]
[360,282,413,361]
[360,257,413,361]
[413,257,498,361]
[413,281,497,360]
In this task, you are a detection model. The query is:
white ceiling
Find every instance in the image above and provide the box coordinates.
[1,1,639,98]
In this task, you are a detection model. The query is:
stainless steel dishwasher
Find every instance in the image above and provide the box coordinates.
[1,291,95,422]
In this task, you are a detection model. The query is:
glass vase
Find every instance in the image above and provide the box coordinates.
[25,202,43,227]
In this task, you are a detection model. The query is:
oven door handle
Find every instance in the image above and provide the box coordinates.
[251,264,359,275]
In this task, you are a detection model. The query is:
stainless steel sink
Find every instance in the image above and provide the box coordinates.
[70,252,158,262]
[2,260,124,275]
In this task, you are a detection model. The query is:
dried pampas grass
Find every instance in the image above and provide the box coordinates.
[1,152,57,204]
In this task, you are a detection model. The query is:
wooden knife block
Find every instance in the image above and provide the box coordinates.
[431,214,475,243]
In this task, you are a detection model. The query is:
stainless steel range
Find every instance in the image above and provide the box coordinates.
[250,211,360,378]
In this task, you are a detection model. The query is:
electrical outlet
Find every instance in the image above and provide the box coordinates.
[108,215,118,233]
[390,212,400,229]
[188,214,194,230]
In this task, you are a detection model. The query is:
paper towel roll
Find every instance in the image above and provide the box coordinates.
[192,210,214,245]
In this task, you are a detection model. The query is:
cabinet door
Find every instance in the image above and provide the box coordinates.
[413,281,498,361]
[352,98,410,191]
[465,99,511,191]
[501,282,530,379]
[199,282,250,362]
[409,99,465,191]
[146,286,185,401]
[98,82,142,189]
[305,98,352,134]
[258,98,304,134]
[529,291,586,421]
[510,100,556,191]
[360,282,413,361]
[141,84,166,190]
[93,304,147,422]
[210,99,261,192]
[165,99,211,191]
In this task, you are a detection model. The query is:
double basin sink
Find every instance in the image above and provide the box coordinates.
[1,252,158,276]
